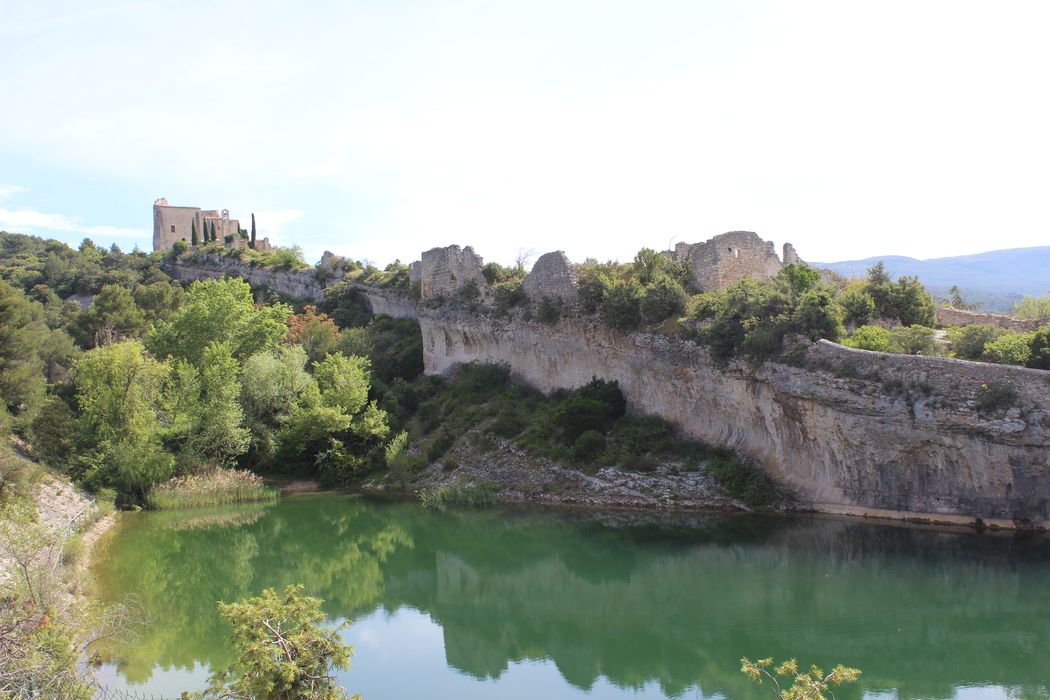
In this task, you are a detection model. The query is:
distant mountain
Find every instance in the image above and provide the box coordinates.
[813,246,1050,313]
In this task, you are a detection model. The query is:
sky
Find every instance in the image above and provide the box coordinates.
[1,0,1049,267]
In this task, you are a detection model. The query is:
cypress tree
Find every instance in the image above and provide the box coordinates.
[191,220,198,246]
[210,220,217,242]
[250,213,257,249]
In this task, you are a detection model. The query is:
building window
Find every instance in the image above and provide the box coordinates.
[171,225,176,233]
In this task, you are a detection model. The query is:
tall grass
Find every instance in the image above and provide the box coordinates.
[147,469,277,510]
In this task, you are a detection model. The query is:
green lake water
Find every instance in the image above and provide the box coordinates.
[91,494,1050,699]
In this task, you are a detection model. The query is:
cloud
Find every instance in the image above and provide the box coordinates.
[0,206,145,238]
[0,185,28,201]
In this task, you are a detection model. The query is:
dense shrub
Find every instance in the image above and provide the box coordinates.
[843,325,893,352]
[640,277,686,323]
[537,296,562,323]
[575,275,607,314]
[706,451,781,509]
[600,280,642,330]
[555,397,616,443]
[977,381,1018,414]
[426,429,456,462]
[457,280,481,304]
[574,377,627,420]
[572,430,607,461]
[701,267,841,362]
[493,279,525,315]
[982,331,1033,366]
[888,325,936,355]
[1026,324,1050,369]
[838,282,876,328]
[947,324,1004,360]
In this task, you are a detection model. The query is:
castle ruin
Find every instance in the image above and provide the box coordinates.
[673,231,796,291]
[152,198,271,252]
[413,231,801,304]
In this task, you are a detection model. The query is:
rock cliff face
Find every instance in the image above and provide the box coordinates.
[163,250,1050,528]
[420,311,1050,527]
[163,252,333,301]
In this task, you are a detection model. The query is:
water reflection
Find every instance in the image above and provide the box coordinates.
[93,496,1050,699]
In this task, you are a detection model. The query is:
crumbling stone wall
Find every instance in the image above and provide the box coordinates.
[521,251,577,305]
[419,245,490,302]
[675,231,786,291]
[936,307,1044,332]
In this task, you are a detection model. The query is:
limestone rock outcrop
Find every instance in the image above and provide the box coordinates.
[420,311,1050,528]
[162,252,333,301]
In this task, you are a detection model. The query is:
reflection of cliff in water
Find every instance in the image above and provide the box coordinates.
[94,497,1050,700]
[377,510,1050,700]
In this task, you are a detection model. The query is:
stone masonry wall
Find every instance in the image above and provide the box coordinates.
[419,310,1050,527]
[677,231,785,291]
[520,251,577,305]
[936,307,1044,332]
[153,203,199,251]
[420,245,490,302]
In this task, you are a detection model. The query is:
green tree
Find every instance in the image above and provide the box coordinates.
[194,585,358,700]
[947,284,978,310]
[632,248,665,286]
[741,657,861,700]
[946,324,1003,360]
[837,282,875,328]
[314,354,371,417]
[74,340,173,498]
[241,346,318,429]
[891,276,936,327]
[133,280,186,323]
[147,278,290,366]
[29,397,78,469]
[250,213,257,249]
[72,283,147,348]
[1025,324,1050,370]
[75,340,168,446]
[0,281,47,413]
[790,288,842,342]
[191,220,199,247]
[191,342,250,466]
[1013,292,1050,320]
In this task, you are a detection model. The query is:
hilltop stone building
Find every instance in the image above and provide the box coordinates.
[152,198,272,252]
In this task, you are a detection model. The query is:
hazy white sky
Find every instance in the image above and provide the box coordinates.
[1,0,1048,266]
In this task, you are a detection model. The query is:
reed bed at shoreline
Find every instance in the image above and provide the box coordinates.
[147,469,278,510]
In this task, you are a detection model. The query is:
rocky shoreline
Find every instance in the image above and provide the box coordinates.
[368,430,750,512]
